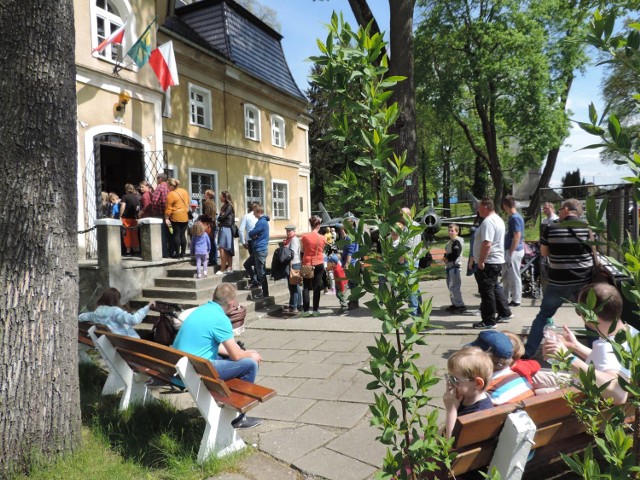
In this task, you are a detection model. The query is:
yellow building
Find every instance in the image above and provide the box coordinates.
[75,0,311,259]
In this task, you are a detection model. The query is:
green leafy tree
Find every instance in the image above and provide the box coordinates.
[415,0,570,208]
[556,8,640,477]
[561,168,589,198]
[311,13,454,479]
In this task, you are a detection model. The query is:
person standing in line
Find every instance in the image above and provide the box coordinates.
[217,191,236,274]
[541,202,559,226]
[501,196,525,307]
[201,189,218,265]
[120,183,141,256]
[150,173,171,258]
[191,221,211,278]
[138,181,154,219]
[240,201,259,286]
[523,198,593,358]
[300,215,327,317]
[401,207,423,315]
[340,217,360,310]
[283,224,302,313]
[471,198,512,329]
[164,178,190,258]
[109,192,120,219]
[445,224,466,313]
[248,204,270,298]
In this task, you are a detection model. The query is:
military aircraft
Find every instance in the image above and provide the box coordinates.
[318,202,356,228]
[420,193,479,242]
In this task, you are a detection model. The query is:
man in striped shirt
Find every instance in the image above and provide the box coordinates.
[524,198,593,358]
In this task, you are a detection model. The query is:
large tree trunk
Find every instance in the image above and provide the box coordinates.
[0,0,80,474]
[389,0,418,209]
[348,0,419,208]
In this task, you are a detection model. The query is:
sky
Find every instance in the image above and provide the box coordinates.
[260,0,633,188]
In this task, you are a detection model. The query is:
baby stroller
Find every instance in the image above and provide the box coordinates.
[520,241,542,299]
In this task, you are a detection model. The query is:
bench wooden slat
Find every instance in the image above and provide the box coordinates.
[225,378,276,402]
[200,377,259,413]
[521,388,579,425]
[451,439,499,475]
[452,402,516,449]
[78,336,95,347]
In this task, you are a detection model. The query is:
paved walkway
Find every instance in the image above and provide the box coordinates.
[176,274,585,479]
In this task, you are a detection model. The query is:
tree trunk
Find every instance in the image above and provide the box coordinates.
[389,0,418,209]
[0,1,80,474]
[527,74,575,223]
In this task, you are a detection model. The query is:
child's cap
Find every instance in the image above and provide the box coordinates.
[327,254,340,265]
[285,224,296,230]
[190,199,198,206]
[468,331,513,358]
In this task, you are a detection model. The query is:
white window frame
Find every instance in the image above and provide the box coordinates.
[90,0,132,64]
[244,176,265,210]
[270,114,285,148]
[244,104,261,141]
[165,164,177,182]
[189,167,218,206]
[271,180,289,220]
[189,83,213,129]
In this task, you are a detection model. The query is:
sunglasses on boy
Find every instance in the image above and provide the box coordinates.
[445,373,474,387]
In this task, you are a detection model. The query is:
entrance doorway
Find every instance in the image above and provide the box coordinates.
[94,134,144,197]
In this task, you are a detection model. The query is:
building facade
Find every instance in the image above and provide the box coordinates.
[75,0,311,259]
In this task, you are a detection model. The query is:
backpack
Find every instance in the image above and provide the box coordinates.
[271,245,294,280]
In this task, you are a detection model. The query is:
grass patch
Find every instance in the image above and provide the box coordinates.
[11,362,249,480]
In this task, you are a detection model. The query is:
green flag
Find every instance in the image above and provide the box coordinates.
[127,18,156,68]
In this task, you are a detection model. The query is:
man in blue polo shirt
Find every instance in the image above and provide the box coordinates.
[173,283,263,429]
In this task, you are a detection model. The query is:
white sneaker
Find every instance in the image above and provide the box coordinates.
[194,273,201,279]
[203,270,208,277]
[216,271,224,275]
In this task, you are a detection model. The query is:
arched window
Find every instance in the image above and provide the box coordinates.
[92,0,131,62]
[244,104,261,141]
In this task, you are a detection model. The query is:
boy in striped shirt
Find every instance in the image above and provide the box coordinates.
[469,330,535,405]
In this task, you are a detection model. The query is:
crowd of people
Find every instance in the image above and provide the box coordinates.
[82,193,637,443]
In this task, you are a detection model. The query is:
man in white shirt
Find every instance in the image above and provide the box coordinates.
[239,201,259,287]
[471,198,512,329]
[541,202,559,225]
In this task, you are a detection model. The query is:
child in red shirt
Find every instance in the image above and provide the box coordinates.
[327,255,349,315]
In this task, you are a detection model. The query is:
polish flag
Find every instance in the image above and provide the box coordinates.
[150,41,180,91]
[92,18,130,53]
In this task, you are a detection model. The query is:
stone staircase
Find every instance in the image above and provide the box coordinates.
[130,264,292,331]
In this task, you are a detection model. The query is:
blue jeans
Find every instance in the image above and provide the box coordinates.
[213,358,258,383]
[524,282,585,357]
[288,263,302,309]
[254,249,268,294]
[404,264,422,315]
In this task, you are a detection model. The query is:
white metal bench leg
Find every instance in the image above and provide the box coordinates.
[88,326,151,410]
[490,410,537,480]
[78,343,93,364]
[175,357,246,463]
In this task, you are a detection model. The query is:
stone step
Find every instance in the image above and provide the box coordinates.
[142,285,217,301]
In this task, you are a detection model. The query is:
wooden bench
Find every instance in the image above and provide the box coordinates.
[429,247,446,266]
[87,326,276,463]
[446,388,633,478]
[78,322,97,363]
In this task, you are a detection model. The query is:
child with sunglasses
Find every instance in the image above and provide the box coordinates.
[443,346,494,438]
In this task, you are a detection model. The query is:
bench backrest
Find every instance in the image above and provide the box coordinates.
[450,388,584,476]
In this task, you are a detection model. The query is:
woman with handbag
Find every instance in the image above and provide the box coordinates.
[300,215,326,317]
[284,224,303,313]
[164,178,191,258]
[217,191,236,274]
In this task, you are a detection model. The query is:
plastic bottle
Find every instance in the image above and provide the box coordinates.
[543,318,559,364]
[168,224,174,235]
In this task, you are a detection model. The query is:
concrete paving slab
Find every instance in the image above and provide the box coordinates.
[280,338,328,350]
[257,361,299,377]
[251,396,316,422]
[296,400,369,428]
[238,451,303,480]
[258,348,295,362]
[250,336,295,349]
[323,351,371,365]
[256,376,305,396]
[280,349,333,364]
[315,339,362,352]
[284,362,341,379]
[259,424,336,464]
[326,422,387,468]
[290,378,354,400]
[293,448,377,480]
[339,382,376,404]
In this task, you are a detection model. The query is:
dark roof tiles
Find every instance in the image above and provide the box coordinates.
[169,0,306,101]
